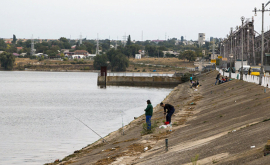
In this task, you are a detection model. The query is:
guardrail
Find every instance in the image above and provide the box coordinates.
[216,68,270,88]
[98,72,173,77]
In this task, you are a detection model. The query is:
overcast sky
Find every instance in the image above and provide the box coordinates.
[1,0,269,41]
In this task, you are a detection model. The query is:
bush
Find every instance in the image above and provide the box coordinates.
[24,63,32,68]
[84,66,90,70]
[141,121,158,135]
[0,52,15,70]
[30,55,36,59]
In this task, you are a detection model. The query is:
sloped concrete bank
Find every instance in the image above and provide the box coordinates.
[48,71,270,165]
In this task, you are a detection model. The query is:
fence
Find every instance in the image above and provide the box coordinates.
[216,68,270,88]
[98,72,173,77]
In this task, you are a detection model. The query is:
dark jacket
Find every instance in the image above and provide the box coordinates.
[145,104,153,116]
[216,74,220,80]
[164,104,175,114]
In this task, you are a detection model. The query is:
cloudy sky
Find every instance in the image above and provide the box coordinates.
[1,0,269,41]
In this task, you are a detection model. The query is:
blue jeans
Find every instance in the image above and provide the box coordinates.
[146,115,152,130]
[166,108,175,124]
[215,79,220,85]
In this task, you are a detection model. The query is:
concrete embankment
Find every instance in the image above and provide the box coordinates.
[49,71,270,165]
[97,76,182,87]
[17,64,94,72]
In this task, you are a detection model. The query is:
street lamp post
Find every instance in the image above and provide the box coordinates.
[230,27,233,78]
[230,55,233,78]
[240,16,245,80]
[253,2,270,85]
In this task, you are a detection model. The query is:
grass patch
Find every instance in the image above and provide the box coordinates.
[94,153,124,165]
[153,130,174,140]
[191,154,199,165]
[263,118,270,122]
[113,138,138,144]
[141,121,158,135]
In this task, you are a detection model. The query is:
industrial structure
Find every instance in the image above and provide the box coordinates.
[221,17,270,67]
[220,18,257,65]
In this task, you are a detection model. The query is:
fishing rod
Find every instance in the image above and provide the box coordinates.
[67,113,108,143]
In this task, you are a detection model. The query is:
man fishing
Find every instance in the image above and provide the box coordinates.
[144,100,153,131]
[160,102,175,124]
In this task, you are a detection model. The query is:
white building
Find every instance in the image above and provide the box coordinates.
[72,55,85,59]
[198,33,205,47]
[135,54,141,59]
[183,40,195,45]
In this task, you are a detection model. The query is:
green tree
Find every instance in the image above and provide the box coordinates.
[59,37,68,43]
[93,54,108,70]
[111,53,129,71]
[0,52,15,70]
[0,39,7,51]
[127,35,131,46]
[180,50,197,62]
[12,34,17,44]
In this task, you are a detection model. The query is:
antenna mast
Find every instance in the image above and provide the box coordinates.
[96,33,99,55]
[31,35,35,56]
[79,33,82,46]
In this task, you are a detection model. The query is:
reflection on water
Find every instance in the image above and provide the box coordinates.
[0,71,172,164]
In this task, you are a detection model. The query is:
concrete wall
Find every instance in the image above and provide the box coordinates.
[98,76,182,87]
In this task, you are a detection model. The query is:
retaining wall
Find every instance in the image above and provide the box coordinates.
[98,76,182,87]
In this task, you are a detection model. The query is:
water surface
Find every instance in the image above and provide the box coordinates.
[0,71,173,164]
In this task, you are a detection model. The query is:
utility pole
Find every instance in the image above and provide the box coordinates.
[230,27,233,78]
[240,16,245,80]
[96,33,99,55]
[212,38,215,70]
[115,36,118,50]
[31,35,35,56]
[253,2,270,84]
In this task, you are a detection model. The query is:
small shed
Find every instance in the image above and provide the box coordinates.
[135,54,141,59]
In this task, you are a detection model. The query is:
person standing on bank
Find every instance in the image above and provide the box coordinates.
[144,100,153,131]
[160,102,175,124]
[215,73,221,85]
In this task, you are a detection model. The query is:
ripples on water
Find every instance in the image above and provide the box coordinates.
[0,71,173,164]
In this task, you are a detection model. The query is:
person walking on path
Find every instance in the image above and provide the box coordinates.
[190,76,193,84]
[160,102,175,124]
[215,73,221,85]
[144,100,153,131]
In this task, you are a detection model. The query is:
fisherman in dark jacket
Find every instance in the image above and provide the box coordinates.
[160,102,175,124]
[215,73,221,85]
[144,100,153,131]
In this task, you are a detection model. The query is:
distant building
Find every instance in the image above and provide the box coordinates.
[202,50,206,56]
[72,55,85,59]
[198,33,205,47]
[135,54,141,59]
[13,53,19,57]
[61,49,69,53]
[74,50,89,56]
[152,40,165,44]
[181,36,184,42]
[21,53,27,57]
[138,50,145,56]
[183,40,194,45]
[17,47,23,52]
[162,51,180,57]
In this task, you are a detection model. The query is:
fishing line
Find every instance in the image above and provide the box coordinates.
[67,113,108,143]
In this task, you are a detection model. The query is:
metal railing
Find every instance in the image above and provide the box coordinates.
[216,68,270,88]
